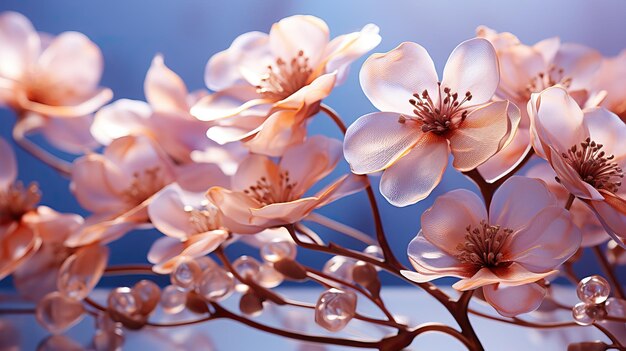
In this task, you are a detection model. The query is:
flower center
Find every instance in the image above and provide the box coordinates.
[184,202,222,234]
[560,138,624,193]
[456,220,512,268]
[400,82,472,135]
[23,73,78,106]
[243,170,298,206]
[523,65,572,99]
[256,50,313,101]
[121,167,166,205]
[0,181,41,225]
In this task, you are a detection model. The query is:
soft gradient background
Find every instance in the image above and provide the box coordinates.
[1,0,625,287]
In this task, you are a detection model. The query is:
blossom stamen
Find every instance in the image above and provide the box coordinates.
[122,167,165,205]
[243,170,298,205]
[256,50,312,100]
[403,82,472,135]
[559,138,624,193]
[524,65,572,98]
[0,181,41,225]
[456,220,512,268]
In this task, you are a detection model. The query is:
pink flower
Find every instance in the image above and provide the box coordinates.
[526,163,607,247]
[66,135,229,247]
[529,86,626,244]
[343,38,520,206]
[207,136,367,233]
[0,137,41,279]
[402,176,581,317]
[12,206,83,301]
[91,55,232,164]
[476,27,602,182]
[191,15,381,156]
[147,184,229,273]
[0,11,112,153]
[589,49,626,122]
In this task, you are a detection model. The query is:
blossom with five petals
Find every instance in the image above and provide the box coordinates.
[207,136,367,233]
[0,11,112,153]
[344,38,520,206]
[476,26,602,182]
[66,135,229,247]
[402,176,581,317]
[528,86,626,244]
[191,15,381,156]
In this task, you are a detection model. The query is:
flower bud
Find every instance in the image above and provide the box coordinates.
[239,291,264,316]
[273,258,308,281]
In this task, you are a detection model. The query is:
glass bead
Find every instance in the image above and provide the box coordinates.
[314,288,357,332]
[132,280,161,315]
[107,287,140,316]
[257,263,284,288]
[170,257,202,291]
[577,275,611,304]
[260,239,296,263]
[36,292,85,334]
[197,267,235,302]
[322,256,355,282]
[572,302,594,326]
[160,285,187,314]
[233,256,262,279]
[363,245,383,259]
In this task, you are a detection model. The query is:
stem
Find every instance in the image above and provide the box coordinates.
[12,115,72,177]
[305,212,377,245]
[0,308,35,314]
[593,245,625,299]
[565,194,575,210]
[468,308,579,328]
[320,103,402,271]
[593,322,626,350]
[454,290,484,351]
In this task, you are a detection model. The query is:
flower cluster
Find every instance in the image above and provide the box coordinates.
[1,11,625,351]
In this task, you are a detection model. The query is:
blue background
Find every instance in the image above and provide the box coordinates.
[1,0,625,286]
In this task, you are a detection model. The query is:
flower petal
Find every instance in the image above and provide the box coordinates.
[441,38,499,105]
[280,135,342,197]
[90,99,152,145]
[553,43,602,91]
[587,191,626,243]
[360,42,438,115]
[489,176,557,231]
[71,154,128,213]
[17,87,113,118]
[243,109,308,157]
[507,206,581,272]
[190,86,270,121]
[477,127,532,183]
[205,31,270,91]
[39,114,99,153]
[420,189,487,256]
[206,187,265,234]
[379,134,449,207]
[0,137,17,189]
[148,185,194,240]
[483,283,546,317]
[406,233,472,282]
[323,24,381,85]
[0,224,40,280]
[343,111,421,174]
[453,263,555,291]
[230,154,279,192]
[0,11,39,80]
[584,107,626,161]
[449,100,516,171]
[144,55,189,113]
[269,15,329,66]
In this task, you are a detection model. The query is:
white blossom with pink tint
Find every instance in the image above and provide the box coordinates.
[208,135,367,232]
[0,11,112,153]
[344,38,520,206]
[402,176,581,316]
[528,86,626,244]
[191,15,381,156]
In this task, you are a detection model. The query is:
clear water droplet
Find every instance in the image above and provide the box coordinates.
[322,256,355,282]
[160,285,187,314]
[197,267,235,302]
[107,287,140,316]
[577,275,610,304]
[257,263,284,288]
[572,302,594,326]
[261,239,296,263]
[170,257,202,291]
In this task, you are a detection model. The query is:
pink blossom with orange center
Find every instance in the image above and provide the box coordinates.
[402,176,581,317]
[191,15,381,156]
[528,86,626,245]
[91,55,244,169]
[66,134,229,247]
[0,12,112,153]
[476,26,603,182]
[207,135,367,233]
[147,184,230,274]
[343,38,520,207]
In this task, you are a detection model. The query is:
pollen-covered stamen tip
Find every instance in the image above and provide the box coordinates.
[243,170,298,206]
[256,50,313,100]
[402,82,472,135]
[456,220,512,268]
[562,137,624,193]
[184,205,221,234]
